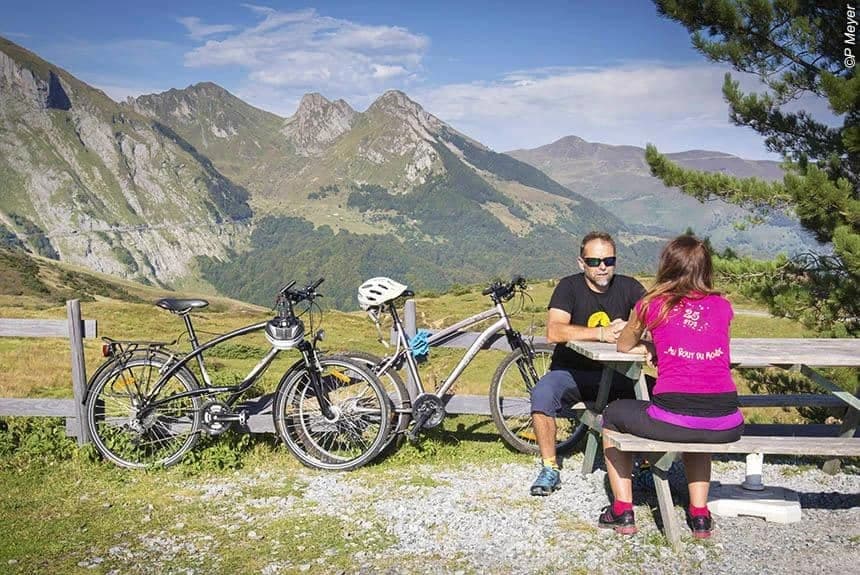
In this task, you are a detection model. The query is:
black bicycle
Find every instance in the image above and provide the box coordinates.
[84,279,391,471]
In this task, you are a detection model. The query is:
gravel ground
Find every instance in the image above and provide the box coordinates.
[86,455,860,575]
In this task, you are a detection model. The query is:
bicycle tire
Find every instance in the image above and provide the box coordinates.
[342,350,411,446]
[272,356,391,471]
[86,356,202,469]
[489,343,587,455]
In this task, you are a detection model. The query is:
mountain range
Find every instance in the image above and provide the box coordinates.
[0,37,819,308]
[507,137,813,256]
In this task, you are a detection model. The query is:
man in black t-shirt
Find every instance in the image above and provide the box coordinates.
[530,231,645,496]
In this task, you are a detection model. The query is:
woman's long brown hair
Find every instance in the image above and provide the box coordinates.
[639,235,719,330]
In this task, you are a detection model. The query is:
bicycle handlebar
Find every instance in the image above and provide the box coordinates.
[276,278,325,313]
[482,275,527,301]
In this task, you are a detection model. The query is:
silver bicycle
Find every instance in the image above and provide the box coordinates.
[352,276,587,456]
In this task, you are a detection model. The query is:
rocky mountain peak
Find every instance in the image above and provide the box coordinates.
[541,135,591,156]
[366,89,446,142]
[371,89,419,111]
[1,40,75,113]
[190,81,225,94]
[282,92,356,156]
[296,92,330,112]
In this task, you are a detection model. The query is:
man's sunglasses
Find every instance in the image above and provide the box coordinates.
[582,256,617,267]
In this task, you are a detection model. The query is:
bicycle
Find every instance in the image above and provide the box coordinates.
[352,276,588,456]
[84,279,391,471]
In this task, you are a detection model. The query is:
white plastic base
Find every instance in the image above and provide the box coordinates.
[707,481,802,523]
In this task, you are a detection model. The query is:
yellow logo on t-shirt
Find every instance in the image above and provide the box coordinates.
[587,311,611,328]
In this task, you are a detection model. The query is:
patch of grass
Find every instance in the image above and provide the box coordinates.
[640,529,668,547]
[555,515,598,534]
[779,464,817,477]
[388,473,451,489]
[377,415,525,469]
[0,453,398,575]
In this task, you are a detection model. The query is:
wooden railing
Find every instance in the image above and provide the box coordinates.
[0,300,97,444]
[0,298,851,439]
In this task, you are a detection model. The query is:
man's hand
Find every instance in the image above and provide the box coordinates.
[599,319,626,343]
[609,319,626,336]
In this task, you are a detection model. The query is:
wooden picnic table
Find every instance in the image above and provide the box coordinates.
[566,338,860,475]
[567,337,860,549]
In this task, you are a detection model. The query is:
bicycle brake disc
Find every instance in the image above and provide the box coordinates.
[411,393,446,428]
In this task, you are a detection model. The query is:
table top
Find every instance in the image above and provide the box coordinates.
[566,338,860,368]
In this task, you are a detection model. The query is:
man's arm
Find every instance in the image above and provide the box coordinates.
[546,308,614,343]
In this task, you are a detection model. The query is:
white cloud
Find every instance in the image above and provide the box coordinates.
[411,63,834,159]
[183,6,428,94]
[177,17,236,40]
[372,64,407,79]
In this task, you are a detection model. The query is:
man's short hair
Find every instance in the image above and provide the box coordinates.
[580,231,616,255]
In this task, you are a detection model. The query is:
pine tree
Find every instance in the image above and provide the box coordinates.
[647,0,859,335]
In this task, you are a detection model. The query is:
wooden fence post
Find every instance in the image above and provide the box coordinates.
[67,299,91,444]
[403,299,419,397]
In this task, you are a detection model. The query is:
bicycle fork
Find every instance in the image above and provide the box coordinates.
[300,343,336,420]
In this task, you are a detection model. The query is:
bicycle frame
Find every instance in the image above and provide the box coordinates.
[379,298,529,402]
[105,318,317,415]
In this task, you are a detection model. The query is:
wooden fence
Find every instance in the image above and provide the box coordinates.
[0,300,96,444]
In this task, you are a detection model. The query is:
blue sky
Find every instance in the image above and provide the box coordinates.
[0,1,828,159]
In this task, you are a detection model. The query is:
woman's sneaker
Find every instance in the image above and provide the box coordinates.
[686,511,714,539]
[529,466,561,496]
[598,506,638,535]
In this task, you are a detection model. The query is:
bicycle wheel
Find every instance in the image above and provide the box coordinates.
[342,350,411,445]
[86,356,202,469]
[489,343,587,455]
[273,356,391,471]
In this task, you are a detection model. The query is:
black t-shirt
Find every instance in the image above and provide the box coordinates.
[548,273,645,371]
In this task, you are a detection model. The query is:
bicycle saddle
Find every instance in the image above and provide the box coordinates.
[155,298,209,313]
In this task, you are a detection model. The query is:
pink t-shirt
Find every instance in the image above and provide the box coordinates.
[637,293,743,430]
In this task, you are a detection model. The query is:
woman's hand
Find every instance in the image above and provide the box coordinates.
[626,341,657,368]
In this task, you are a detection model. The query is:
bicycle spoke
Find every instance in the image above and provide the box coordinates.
[274,358,390,470]
[87,357,200,469]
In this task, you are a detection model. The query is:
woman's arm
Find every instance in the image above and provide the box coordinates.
[616,308,645,352]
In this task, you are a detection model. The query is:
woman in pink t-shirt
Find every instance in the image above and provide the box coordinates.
[597,235,743,538]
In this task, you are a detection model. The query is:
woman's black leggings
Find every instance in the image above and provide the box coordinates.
[602,399,744,444]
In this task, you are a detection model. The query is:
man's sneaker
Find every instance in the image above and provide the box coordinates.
[686,510,713,539]
[598,505,638,535]
[529,466,561,496]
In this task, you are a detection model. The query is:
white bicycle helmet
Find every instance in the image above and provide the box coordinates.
[357,277,408,310]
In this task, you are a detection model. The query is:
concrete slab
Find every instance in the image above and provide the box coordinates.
[707,481,802,523]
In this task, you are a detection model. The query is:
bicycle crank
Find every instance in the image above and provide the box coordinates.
[201,401,247,435]
[407,393,446,440]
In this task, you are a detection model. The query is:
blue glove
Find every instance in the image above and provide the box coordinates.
[409,329,431,359]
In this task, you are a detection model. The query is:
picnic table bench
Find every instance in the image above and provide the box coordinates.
[567,338,860,549]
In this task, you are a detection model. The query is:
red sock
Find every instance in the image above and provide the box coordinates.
[612,500,633,515]
[689,505,710,517]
